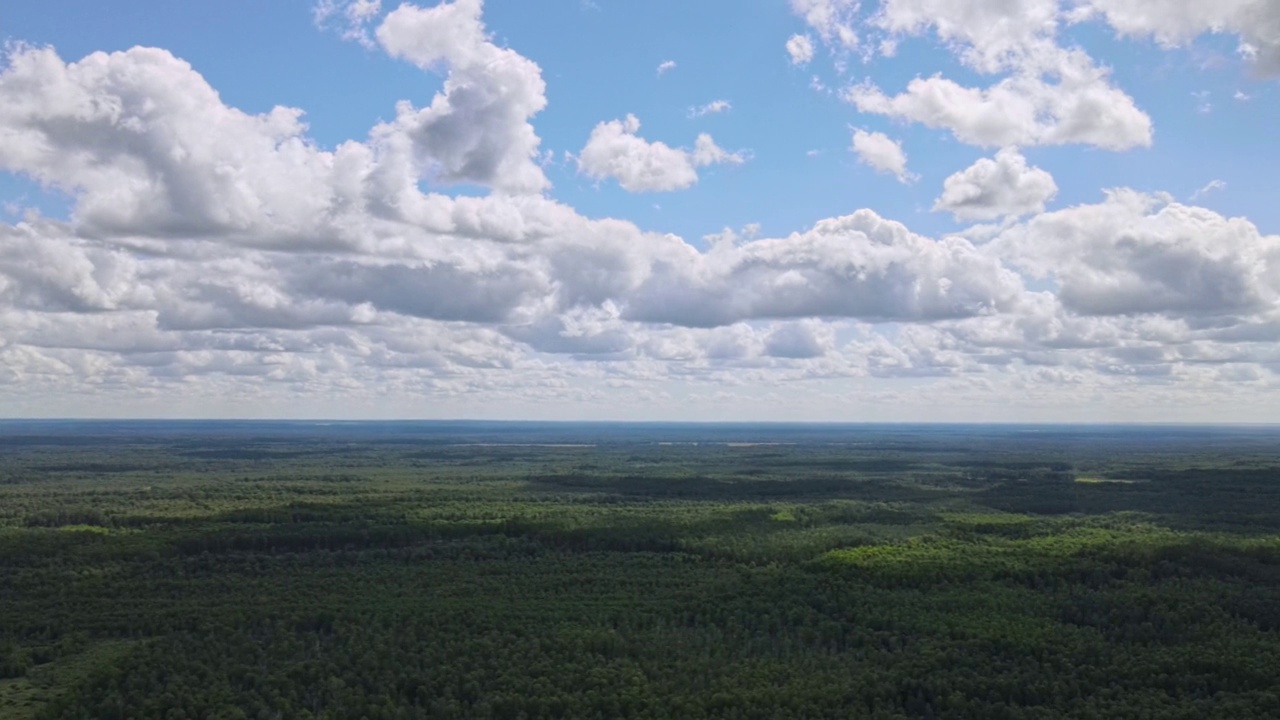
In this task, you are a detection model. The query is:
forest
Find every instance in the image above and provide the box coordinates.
[2,421,1280,719]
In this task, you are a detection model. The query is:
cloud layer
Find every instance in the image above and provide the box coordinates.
[1,0,1278,419]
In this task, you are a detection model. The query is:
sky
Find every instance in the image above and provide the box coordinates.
[0,0,1278,422]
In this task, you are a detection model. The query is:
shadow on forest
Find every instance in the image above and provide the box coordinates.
[524,472,947,502]
[978,470,1280,532]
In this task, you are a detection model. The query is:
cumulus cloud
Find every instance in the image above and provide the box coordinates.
[934,148,1058,220]
[575,115,743,192]
[786,34,816,65]
[765,321,836,358]
[993,189,1280,317]
[806,1,1154,152]
[850,130,913,182]
[575,116,697,192]
[793,0,1272,153]
[872,0,1063,73]
[374,0,550,194]
[625,209,1026,327]
[0,222,144,313]
[0,45,351,242]
[864,0,1280,78]
[2,0,1279,418]
[657,60,677,75]
[287,257,547,324]
[846,49,1153,149]
[1082,0,1280,76]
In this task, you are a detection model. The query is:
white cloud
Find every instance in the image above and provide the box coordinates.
[827,2,1153,152]
[575,115,742,192]
[1083,0,1280,76]
[691,134,747,167]
[865,0,1280,79]
[1190,179,1226,201]
[846,49,1153,150]
[314,0,383,47]
[625,209,1026,327]
[993,189,1280,317]
[832,0,1276,157]
[689,100,732,118]
[575,115,697,192]
[934,148,1058,220]
[0,223,144,313]
[375,0,550,194]
[2,0,1280,419]
[790,0,861,48]
[0,45,349,242]
[657,60,677,76]
[850,129,912,182]
[873,0,1062,74]
[765,320,836,358]
[786,34,816,65]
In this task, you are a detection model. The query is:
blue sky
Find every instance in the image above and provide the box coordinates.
[1,0,1278,421]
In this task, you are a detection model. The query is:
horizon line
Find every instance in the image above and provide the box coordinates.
[2,418,1279,427]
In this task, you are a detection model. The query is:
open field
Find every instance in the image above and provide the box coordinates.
[3,422,1280,719]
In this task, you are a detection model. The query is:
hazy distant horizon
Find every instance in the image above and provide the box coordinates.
[4,418,1280,427]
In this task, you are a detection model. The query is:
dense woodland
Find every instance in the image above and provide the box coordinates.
[2,422,1280,719]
